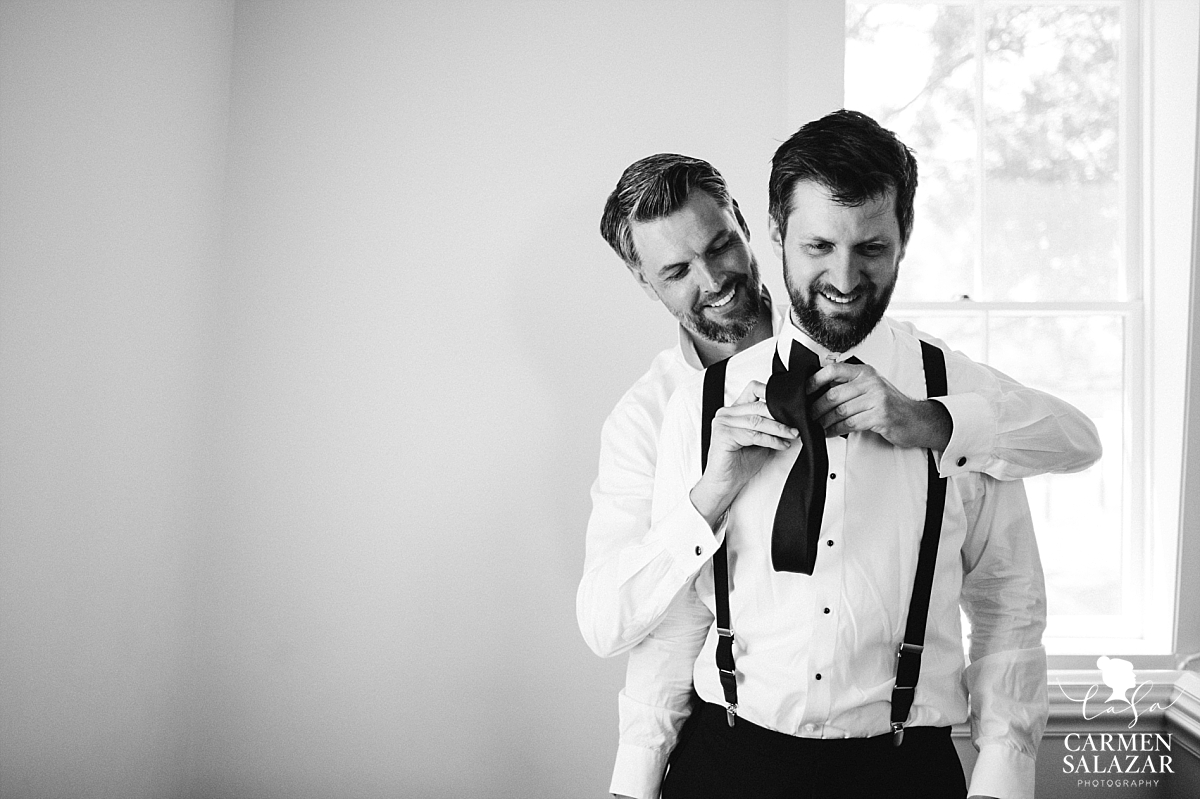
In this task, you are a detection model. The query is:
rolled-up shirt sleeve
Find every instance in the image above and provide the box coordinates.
[959,475,1049,799]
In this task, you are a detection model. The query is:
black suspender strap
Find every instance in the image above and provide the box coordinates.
[890,340,949,746]
[700,358,738,727]
[700,358,727,472]
[701,343,948,741]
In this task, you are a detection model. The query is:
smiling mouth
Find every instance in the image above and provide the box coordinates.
[818,287,864,306]
[704,284,738,309]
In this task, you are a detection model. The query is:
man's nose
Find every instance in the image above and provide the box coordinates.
[693,260,723,293]
[824,253,861,293]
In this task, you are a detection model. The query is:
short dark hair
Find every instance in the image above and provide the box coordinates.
[600,153,742,268]
[769,109,918,246]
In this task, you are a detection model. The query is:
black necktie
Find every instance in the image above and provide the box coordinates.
[765,341,827,574]
[764,343,864,574]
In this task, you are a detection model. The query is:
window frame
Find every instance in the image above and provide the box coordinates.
[840,0,1199,665]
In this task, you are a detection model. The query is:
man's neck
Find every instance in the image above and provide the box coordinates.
[694,308,774,368]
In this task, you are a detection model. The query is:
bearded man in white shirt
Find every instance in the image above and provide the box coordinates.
[611,110,1065,799]
[578,155,1101,663]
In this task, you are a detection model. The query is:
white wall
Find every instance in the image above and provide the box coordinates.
[0,2,843,797]
[0,2,233,797]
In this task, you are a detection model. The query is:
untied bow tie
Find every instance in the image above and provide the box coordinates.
[764,340,861,574]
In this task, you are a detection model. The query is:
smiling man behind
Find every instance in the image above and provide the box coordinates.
[578,154,1100,677]
[614,111,1063,799]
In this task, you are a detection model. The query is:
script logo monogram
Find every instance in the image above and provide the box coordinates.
[1056,657,1178,788]
[1057,656,1180,730]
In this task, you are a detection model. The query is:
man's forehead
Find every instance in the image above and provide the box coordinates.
[787,181,897,235]
[630,191,737,260]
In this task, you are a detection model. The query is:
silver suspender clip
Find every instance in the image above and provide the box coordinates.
[717,627,736,726]
[892,642,923,747]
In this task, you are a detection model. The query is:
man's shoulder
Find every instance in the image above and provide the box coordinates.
[668,335,777,415]
[884,315,982,359]
[883,316,931,352]
[883,316,993,377]
[724,334,777,386]
[603,344,695,433]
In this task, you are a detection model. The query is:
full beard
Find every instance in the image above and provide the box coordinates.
[683,273,764,345]
[785,258,894,353]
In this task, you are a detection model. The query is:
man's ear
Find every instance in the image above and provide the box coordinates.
[627,263,660,301]
[768,216,785,260]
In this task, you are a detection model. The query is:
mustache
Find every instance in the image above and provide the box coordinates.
[810,279,875,300]
[695,275,747,309]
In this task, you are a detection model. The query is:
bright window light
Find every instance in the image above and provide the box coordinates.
[845,1,1152,654]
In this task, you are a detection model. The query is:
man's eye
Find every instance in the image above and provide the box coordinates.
[806,242,831,254]
[861,244,886,257]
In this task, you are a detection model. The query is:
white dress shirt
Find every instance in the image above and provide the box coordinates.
[577,300,1100,664]
[613,316,1052,799]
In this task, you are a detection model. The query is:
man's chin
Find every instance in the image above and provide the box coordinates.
[688,318,752,345]
[793,307,880,352]
[688,291,762,344]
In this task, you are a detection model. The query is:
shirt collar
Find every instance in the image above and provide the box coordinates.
[777,309,895,373]
[678,287,783,371]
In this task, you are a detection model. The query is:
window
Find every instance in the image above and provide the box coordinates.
[844,1,1188,657]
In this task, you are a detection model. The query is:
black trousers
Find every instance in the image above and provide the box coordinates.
[661,703,968,799]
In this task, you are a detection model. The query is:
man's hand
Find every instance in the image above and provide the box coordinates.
[690,380,798,528]
[807,361,952,450]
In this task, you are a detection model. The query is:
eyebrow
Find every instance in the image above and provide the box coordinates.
[655,230,733,276]
[705,231,732,251]
[800,233,891,245]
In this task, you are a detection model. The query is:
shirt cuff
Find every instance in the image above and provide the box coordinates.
[610,741,669,799]
[649,496,726,580]
[935,393,996,477]
[967,742,1037,799]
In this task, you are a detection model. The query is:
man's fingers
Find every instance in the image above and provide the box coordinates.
[732,379,767,405]
[809,381,860,420]
[724,425,796,450]
[710,398,796,429]
[814,395,874,433]
[823,417,857,437]
[715,405,799,441]
[806,362,864,394]
[718,399,771,419]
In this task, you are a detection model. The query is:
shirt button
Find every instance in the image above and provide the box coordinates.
[957,456,967,467]
[829,473,837,480]
[823,607,831,614]
[695,546,703,556]
[826,540,834,547]
[815,673,823,680]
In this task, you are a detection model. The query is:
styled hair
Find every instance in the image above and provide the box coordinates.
[600,153,742,268]
[769,109,918,245]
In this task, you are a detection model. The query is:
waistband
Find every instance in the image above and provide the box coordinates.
[696,702,952,760]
